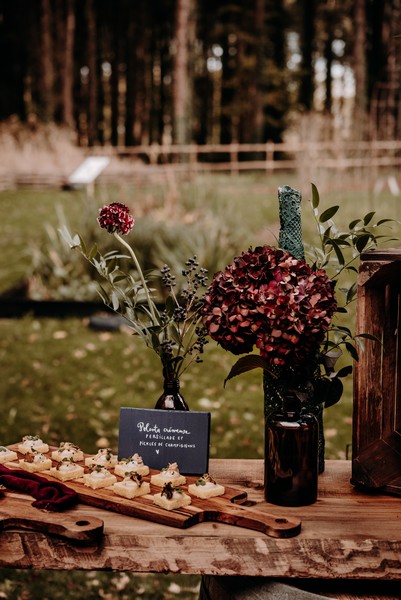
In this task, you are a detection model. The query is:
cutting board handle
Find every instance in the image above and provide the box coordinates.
[0,496,104,544]
[206,503,301,538]
[0,513,104,543]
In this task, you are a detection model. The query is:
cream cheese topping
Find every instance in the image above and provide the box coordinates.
[33,453,47,463]
[59,462,77,472]
[57,449,76,459]
[21,438,44,449]
[93,455,112,466]
[200,481,218,489]
[161,470,179,480]
[122,479,139,487]
[90,467,109,478]
[124,460,141,470]
[161,462,180,479]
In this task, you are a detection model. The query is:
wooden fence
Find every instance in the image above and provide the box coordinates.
[89,139,401,175]
[2,140,401,190]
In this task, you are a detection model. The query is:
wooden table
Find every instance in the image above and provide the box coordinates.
[1,459,401,582]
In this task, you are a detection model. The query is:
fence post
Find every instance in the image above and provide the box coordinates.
[189,143,198,176]
[230,143,239,176]
[265,141,275,173]
[265,141,274,173]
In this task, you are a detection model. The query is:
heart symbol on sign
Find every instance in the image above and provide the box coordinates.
[155,449,159,454]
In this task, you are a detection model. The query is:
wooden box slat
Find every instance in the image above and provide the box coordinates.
[352,249,401,493]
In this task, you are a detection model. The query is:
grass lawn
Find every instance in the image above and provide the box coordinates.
[0,173,400,598]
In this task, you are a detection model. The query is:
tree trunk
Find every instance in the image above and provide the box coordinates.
[299,0,316,111]
[194,1,213,144]
[0,1,30,120]
[268,0,289,142]
[124,4,135,147]
[172,0,192,144]
[86,0,98,146]
[125,0,147,146]
[323,15,333,115]
[353,0,367,137]
[249,0,265,144]
[62,0,75,128]
[133,20,148,146]
[220,3,239,144]
[39,0,54,121]
[110,8,122,147]
[386,0,401,139]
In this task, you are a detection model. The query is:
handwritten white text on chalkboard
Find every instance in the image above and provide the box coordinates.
[119,407,210,473]
[137,421,191,441]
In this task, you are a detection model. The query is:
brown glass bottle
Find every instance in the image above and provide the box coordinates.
[264,392,318,506]
[154,379,189,411]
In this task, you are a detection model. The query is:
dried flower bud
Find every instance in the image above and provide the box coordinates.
[97,202,134,235]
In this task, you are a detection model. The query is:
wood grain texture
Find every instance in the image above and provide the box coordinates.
[2,460,401,579]
[353,250,401,493]
[0,495,104,543]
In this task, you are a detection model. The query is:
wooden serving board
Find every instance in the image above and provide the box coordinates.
[0,494,104,544]
[4,444,301,538]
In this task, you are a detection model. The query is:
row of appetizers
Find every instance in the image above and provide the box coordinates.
[0,437,225,511]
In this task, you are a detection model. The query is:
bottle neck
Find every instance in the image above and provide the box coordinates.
[155,378,189,410]
[163,379,180,393]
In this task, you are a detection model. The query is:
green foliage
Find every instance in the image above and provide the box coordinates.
[306,182,397,356]
[28,205,100,300]
[305,182,398,407]
[224,354,274,387]
[0,189,85,295]
[307,183,397,279]
[149,214,241,290]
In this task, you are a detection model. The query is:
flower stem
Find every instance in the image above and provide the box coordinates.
[114,232,158,324]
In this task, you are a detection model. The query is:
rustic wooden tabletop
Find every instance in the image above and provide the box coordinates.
[1,459,401,580]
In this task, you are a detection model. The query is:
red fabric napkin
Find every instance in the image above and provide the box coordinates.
[0,464,79,511]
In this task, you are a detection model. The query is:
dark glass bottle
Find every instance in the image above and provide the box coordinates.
[154,379,189,411]
[264,392,318,506]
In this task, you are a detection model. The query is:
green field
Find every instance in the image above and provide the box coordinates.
[0,173,400,598]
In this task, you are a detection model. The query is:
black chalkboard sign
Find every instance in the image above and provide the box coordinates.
[118,408,211,475]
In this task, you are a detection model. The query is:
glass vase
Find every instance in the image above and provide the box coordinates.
[154,379,189,411]
[264,392,318,507]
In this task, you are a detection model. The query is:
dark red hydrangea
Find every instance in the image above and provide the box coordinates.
[202,245,337,368]
[97,202,134,235]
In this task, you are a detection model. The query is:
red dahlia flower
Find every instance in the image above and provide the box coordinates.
[202,245,336,369]
[97,202,134,235]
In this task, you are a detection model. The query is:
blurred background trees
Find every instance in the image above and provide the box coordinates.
[0,0,400,147]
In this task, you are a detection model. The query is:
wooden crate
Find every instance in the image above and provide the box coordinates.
[352,248,401,494]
